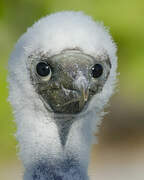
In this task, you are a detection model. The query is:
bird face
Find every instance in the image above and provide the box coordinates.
[28,49,111,114]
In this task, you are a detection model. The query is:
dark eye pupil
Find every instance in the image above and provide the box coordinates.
[36,62,50,76]
[91,64,103,78]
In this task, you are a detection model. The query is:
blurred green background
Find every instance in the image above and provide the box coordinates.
[0,0,144,179]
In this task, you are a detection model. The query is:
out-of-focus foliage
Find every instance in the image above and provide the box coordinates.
[0,0,144,162]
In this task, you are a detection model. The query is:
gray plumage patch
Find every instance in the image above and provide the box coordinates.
[24,158,88,180]
[54,115,75,147]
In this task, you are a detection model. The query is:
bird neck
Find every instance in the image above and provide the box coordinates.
[19,109,96,180]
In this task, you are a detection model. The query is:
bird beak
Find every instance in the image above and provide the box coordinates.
[82,88,89,102]
[79,87,89,110]
[74,73,89,109]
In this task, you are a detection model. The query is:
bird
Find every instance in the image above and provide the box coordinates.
[8,11,117,180]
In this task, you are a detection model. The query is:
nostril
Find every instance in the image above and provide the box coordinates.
[61,83,79,92]
[61,84,80,95]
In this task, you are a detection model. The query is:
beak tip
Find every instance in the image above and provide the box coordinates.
[82,89,89,102]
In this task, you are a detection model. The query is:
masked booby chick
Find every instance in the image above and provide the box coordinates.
[8,11,117,180]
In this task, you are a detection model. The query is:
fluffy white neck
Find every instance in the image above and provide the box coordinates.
[16,104,98,179]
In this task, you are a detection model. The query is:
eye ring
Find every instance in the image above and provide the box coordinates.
[91,64,103,78]
[36,62,52,80]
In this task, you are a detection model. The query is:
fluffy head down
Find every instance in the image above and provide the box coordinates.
[8,11,117,168]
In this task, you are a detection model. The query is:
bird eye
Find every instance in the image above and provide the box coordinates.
[36,62,51,80]
[91,64,103,78]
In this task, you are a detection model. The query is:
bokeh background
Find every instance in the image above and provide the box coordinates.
[0,0,144,179]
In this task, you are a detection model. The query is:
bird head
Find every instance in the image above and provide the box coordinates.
[28,49,111,114]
